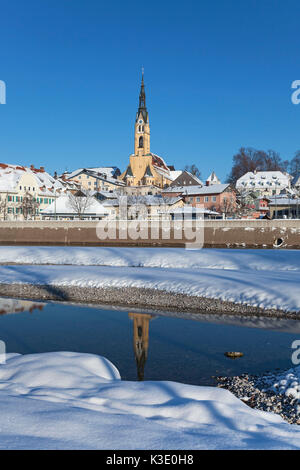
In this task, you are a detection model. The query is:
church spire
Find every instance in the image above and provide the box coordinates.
[137,68,148,123]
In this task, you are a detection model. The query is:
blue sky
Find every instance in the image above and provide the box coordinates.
[0,0,300,181]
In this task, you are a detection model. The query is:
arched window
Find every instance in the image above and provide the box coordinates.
[139,136,143,148]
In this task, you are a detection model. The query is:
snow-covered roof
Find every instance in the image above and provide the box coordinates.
[163,184,231,196]
[0,163,64,195]
[41,195,109,216]
[206,171,221,184]
[66,168,125,187]
[169,170,183,181]
[103,195,182,207]
[236,171,291,188]
[67,167,119,180]
[169,207,220,215]
[268,196,300,206]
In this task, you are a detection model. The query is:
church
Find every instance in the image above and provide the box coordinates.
[120,73,173,191]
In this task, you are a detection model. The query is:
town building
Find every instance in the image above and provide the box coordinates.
[205,171,221,186]
[236,171,291,196]
[65,167,125,193]
[119,72,174,190]
[0,163,67,220]
[268,196,300,219]
[162,183,236,216]
[170,170,203,187]
[41,193,109,220]
[102,194,184,220]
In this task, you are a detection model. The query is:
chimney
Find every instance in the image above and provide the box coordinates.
[30,164,35,170]
[206,180,210,186]
[40,166,45,172]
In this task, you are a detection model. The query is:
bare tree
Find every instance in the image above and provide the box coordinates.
[290,151,300,178]
[184,164,201,179]
[227,148,289,185]
[0,193,9,220]
[19,192,40,220]
[67,190,94,219]
[235,189,259,217]
[218,195,236,218]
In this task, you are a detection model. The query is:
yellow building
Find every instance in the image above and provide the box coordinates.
[120,73,173,190]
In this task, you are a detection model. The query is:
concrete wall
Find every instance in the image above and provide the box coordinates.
[0,219,299,248]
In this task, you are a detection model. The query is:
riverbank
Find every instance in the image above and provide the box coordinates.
[0,283,299,319]
[0,247,299,316]
[217,366,300,425]
[0,351,299,449]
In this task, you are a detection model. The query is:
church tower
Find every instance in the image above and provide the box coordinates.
[134,70,150,157]
[119,70,173,189]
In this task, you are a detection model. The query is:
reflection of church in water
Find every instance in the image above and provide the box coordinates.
[128,312,154,381]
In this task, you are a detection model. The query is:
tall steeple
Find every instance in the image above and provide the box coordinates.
[134,69,150,156]
[137,68,148,123]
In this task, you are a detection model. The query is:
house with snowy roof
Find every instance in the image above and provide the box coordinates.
[162,183,236,215]
[236,171,291,197]
[0,163,68,220]
[64,167,124,193]
[41,193,109,220]
[170,170,203,187]
[205,171,221,186]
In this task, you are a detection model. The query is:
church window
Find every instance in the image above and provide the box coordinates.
[139,136,143,148]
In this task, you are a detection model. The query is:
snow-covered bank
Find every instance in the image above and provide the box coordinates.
[0,351,300,449]
[0,246,300,271]
[0,264,299,313]
[0,247,299,313]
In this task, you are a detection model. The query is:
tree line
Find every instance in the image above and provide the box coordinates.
[227,148,300,185]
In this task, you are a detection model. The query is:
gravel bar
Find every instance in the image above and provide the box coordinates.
[0,283,299,319]
[217,373,300,425]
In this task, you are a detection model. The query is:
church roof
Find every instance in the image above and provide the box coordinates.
[144,165,153,177]
[125,165,133,177]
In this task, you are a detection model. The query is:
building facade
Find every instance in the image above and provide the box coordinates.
[0,163,66,220]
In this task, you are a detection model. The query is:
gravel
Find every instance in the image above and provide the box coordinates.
[0,283,298,318]
[217,372,300,425]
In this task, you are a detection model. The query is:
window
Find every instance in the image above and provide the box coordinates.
[212,196,217,202]
[139,136,143,148]
[19,186,22,190]
[196,197,200,202]
[204,196,209,202]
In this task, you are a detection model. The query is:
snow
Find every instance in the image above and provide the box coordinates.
[0,351,299,449]
[0,247,299,312]
[260,364,300,404]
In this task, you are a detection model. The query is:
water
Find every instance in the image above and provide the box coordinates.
[0,297,299,386]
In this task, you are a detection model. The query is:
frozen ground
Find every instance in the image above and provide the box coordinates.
[0,351,300,449]
[0,246,299,271]
[0,247,299,312]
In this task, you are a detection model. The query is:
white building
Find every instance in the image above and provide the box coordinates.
[41,194,109,220]
[236,171,291,196]
[206,171,221,186]
[0,163,67,220]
